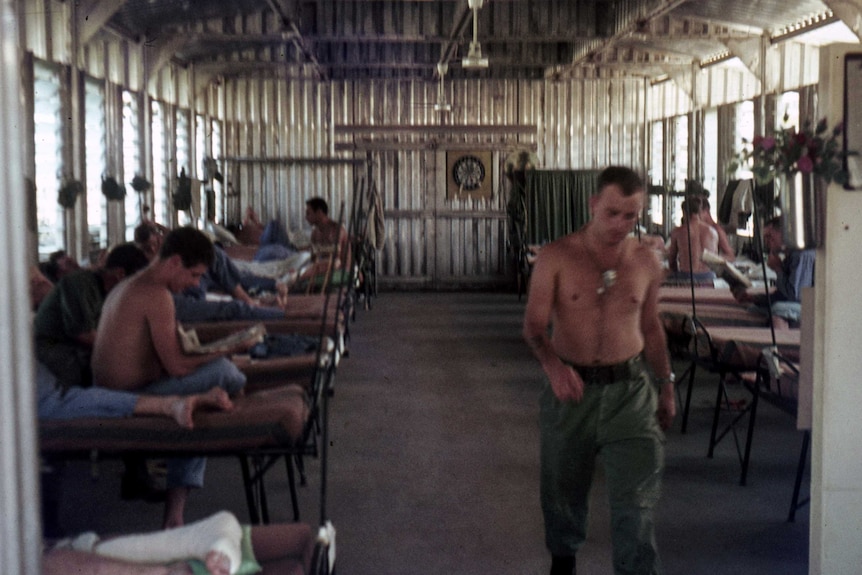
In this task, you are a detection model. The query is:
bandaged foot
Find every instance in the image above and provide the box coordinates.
[94,511,243,574]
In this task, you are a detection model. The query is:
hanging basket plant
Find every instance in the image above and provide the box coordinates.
[202,156,223,183]
[130,174,152,193]
[172,168,192,211]
[101,175,126,201]
[58,179,84,209]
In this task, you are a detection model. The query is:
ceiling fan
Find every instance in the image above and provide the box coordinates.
[462,0,489,70]
[433,62,452,113]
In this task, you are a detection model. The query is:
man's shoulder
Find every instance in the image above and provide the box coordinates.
[532,234,583,270]
[544,232,584,254]
[701,221,719,238]
[628,238,663,274]
[111,275,168,305]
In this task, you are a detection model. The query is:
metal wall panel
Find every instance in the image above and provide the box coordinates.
[217,75,652,288]
[1,3,42,573]
[20,3,830,289]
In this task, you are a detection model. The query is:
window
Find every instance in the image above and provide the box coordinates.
[672,115,689,193]
[212,120,224,223]
[777,91,800,130]
[734,100,755,180]
[703,108,719,221]
[670,115,689,227]
[176,109,192,226]
[735,100,755,236]
[196,114,209,221]
[84,77,107,251]
[151,100,168,225]
[123,90,142,240]
[33,61,64,259]
[649,120,664,228]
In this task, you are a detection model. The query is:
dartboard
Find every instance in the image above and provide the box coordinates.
[452,154,486,191]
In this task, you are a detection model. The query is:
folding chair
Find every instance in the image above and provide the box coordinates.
[739,351,810,521]
[682,319,760,464]
[674,317,752,436]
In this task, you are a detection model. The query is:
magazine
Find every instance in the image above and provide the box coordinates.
[701,250,752,290]
[178,322,267,355]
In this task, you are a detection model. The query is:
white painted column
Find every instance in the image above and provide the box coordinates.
[810,44,862,574]
[0,1,43,574]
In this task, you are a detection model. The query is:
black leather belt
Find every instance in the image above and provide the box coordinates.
[562,354,643,385]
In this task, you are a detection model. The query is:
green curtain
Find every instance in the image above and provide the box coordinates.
[525,170,600,244]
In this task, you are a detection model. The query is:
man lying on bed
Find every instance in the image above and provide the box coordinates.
[33,243,163,503]
[92,227,259,528]
[34,243,150,391]
[136,222,309,323]
[37,360,235,538]
[43,510,315,575]
[288,197,352,292]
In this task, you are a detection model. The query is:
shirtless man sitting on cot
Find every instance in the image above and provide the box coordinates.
[667,195,720,282]
[92,227,257,528]
[93,227,254,395]
[295,197,351,286]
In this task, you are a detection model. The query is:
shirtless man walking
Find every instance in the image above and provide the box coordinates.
[92,227,253,528]
[523,166,676,575]
[667,195,720,282]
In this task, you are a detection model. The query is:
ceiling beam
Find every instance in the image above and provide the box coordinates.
[78,0,128,46]
[264,0,326,80]
[335,124,536,135]
[631,15,763,43]
[824,0,862,40]
[437,1,475,79]
[723,36,764,81]
[145,34,193,82]
[566,0,691,76]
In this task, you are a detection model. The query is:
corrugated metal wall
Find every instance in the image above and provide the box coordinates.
[16,0,825,289]
[214,74,646,288]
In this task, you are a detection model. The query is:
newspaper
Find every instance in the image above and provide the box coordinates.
[178,323,266,355]
[701,250,752,290]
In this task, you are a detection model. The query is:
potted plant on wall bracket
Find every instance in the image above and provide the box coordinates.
[58,178,84,209]
[130,174,151,193]
[101,174,126,201]
[172,167,192,212]
[730,114,854,249]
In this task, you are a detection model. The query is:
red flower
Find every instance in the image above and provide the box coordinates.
[759,136,775,151]
[797,154,814,173]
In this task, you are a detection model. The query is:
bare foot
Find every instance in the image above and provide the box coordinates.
[204,549,232,575]
[169,389,234,429]
[197,387,234,412]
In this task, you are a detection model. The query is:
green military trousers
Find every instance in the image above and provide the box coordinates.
[539,361,665,575]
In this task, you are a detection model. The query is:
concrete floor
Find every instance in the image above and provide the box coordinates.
[55,291,809,574]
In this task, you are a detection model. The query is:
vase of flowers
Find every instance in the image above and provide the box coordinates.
[731,117,851,249]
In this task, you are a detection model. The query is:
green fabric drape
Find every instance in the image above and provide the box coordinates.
[526,170,600,245]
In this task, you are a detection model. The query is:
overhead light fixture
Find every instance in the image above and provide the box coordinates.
[434,62,452,113]
[462,0,488,70]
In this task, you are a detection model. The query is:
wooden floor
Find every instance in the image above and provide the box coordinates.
[54,291,810,574]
